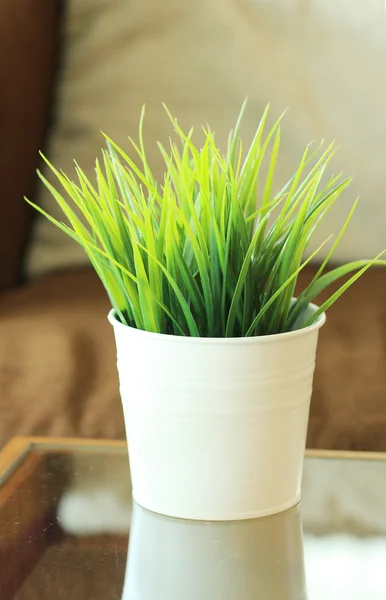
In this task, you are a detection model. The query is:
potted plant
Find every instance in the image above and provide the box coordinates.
[26,103,385,521]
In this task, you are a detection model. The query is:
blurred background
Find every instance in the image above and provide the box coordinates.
[0,0,386,453]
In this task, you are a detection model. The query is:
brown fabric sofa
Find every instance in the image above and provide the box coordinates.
[0,1,385,451]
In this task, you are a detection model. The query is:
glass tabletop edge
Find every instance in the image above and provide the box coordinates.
[0,436,127,481]
[1,437,386,484]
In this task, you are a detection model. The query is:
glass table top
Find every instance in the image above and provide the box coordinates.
[0,438,385,600]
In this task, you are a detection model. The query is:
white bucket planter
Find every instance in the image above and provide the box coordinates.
[109,304,325,521]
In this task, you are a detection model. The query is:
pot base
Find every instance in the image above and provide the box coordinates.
[132,491,302,522]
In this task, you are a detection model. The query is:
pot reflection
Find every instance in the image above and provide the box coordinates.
[123,501,307,600]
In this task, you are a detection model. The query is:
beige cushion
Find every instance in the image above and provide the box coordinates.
[27,0,386,277]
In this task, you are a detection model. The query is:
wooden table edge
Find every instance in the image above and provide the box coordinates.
[0,438,32,481]
[306,448,386,461]
[0,436,127,480]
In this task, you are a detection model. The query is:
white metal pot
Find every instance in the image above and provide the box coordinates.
[109,304,325,521]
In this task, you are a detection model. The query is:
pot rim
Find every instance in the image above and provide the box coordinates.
[108,301,326,345]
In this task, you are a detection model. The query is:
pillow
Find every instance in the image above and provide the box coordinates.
[26,0,386,278]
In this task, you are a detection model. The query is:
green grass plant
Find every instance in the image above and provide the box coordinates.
[26,103,386,336]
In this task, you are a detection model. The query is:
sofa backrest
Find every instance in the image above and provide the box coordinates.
[0,0,62,292]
